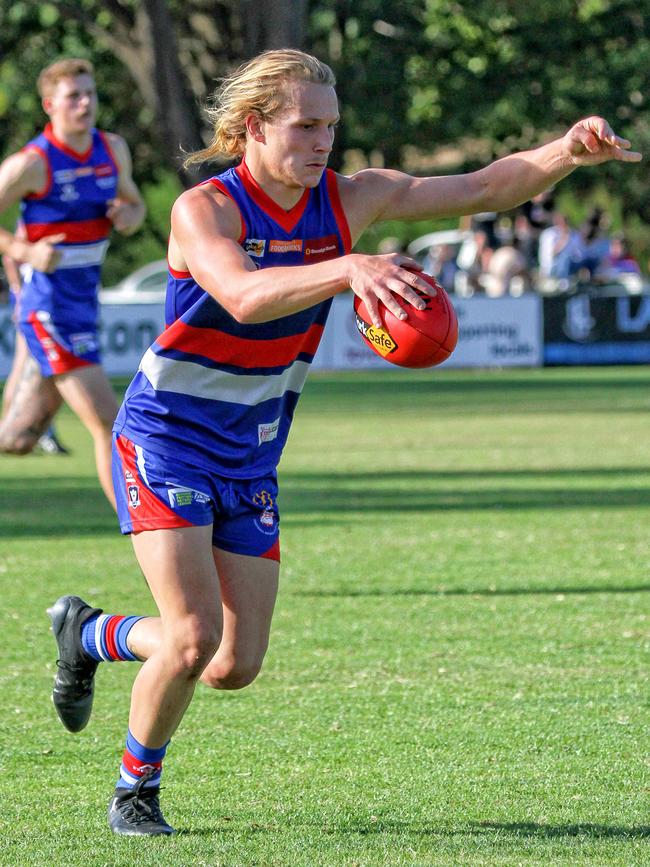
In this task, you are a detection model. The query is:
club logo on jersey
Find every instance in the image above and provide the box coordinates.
[355,313,397,357]
[95,163,114,177]
[244,238,266,257]
[304,234,339,263]
[269,239,303,254]
[258,417,280,446]
[253,489,277,535]
[59,183,80,203]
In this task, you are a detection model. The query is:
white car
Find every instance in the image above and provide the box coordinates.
[99,259,168,304]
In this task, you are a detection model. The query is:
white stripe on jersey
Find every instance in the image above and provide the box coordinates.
[139,349,311,406]
[56,240,109,270]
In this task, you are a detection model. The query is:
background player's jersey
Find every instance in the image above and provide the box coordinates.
[115,161,352,479]
[19,123,118,330]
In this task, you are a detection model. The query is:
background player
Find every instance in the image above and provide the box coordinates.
[0,58,145,508]
[47,49,641,836]
[1,230,69,454]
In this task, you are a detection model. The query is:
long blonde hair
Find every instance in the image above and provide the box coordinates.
[184,49,336,168]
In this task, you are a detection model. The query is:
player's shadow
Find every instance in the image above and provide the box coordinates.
[172,818,650,839]
[0,476,114,538]
[280,466,650,524]
[471,820,650,840]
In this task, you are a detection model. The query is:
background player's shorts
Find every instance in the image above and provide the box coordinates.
[19,309,100,376]
[112,433,280,561]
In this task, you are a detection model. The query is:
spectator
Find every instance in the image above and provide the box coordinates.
[578,207,611,277]
[422,241,459,291]
[538,211,584,287]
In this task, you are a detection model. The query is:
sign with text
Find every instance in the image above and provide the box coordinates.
[0,303,166,378]
[544,294,650,364]
[313,293,543,369]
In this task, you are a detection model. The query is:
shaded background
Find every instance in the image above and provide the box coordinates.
[1,0,649,284]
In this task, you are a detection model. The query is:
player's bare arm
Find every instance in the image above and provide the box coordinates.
[170,185,432,326]
[339,116,641,228]
[105,133,146,235]
[0,149,65,270]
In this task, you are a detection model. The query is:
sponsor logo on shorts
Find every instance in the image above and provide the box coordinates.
[167,487,210,508]
[258,417,280,446]
[304,234,339,262]
[244,238,266,257]
[70,332,98,356]
[253,489,277,535]
[269,238,303,254]
[354,312,397,357]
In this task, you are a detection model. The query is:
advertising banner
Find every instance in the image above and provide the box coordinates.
[544,294,650,364]
[0,303,166,379]
[0,293,543,379]
[312,293,543,370]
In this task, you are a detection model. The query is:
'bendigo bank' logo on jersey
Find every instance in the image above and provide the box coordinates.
[355,312,398,357]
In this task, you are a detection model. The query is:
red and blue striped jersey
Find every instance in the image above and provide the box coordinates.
[18,123,118,328]
[114,160,352,478]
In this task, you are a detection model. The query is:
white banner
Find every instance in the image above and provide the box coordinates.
[0,302,166,378]
[0,293,542,379]
[312,293,543,369]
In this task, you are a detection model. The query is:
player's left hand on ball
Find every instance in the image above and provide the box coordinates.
[564,117,642,166]
[347,253,436,329]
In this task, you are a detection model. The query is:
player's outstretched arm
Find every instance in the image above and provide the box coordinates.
[339,117,641,233]
[105,133,146,235]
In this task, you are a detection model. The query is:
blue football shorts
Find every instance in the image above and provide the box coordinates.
[112,433,280,561]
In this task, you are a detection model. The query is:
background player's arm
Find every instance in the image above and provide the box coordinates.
[104,133,146,235]
[169,185,433,326]
[0,150,64,271]
[340,117,642,238]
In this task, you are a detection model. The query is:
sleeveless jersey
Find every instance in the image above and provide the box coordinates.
[114,160,352,479]
[18,123,118,329]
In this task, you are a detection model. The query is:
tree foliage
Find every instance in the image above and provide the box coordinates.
[1,0,650,278]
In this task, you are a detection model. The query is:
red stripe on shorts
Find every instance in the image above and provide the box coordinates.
[116,436,194,531]
[27,311,92,374]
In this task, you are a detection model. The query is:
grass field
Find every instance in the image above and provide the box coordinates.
[0,366,649,866]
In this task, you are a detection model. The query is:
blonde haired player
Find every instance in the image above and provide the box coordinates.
[47,49,640,836]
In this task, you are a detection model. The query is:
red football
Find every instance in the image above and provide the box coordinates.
[353,273,458,368]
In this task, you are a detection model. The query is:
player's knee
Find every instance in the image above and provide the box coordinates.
[201,655,263,690]
[0,427,37,455]
[167,623,222,679]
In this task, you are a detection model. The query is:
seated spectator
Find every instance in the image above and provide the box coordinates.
[577,207,611,277]
[423,242,458,291]
[538,212,584,288]
[481,245,530,297]
[602,234,641,275]
[455,222,494,295]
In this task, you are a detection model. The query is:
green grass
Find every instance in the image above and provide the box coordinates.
[1,366,649,866]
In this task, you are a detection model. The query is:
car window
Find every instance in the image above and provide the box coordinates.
[138,272,167,292]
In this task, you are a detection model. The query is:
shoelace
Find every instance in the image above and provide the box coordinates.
[117,771,167,826]
[55,658,95,692]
